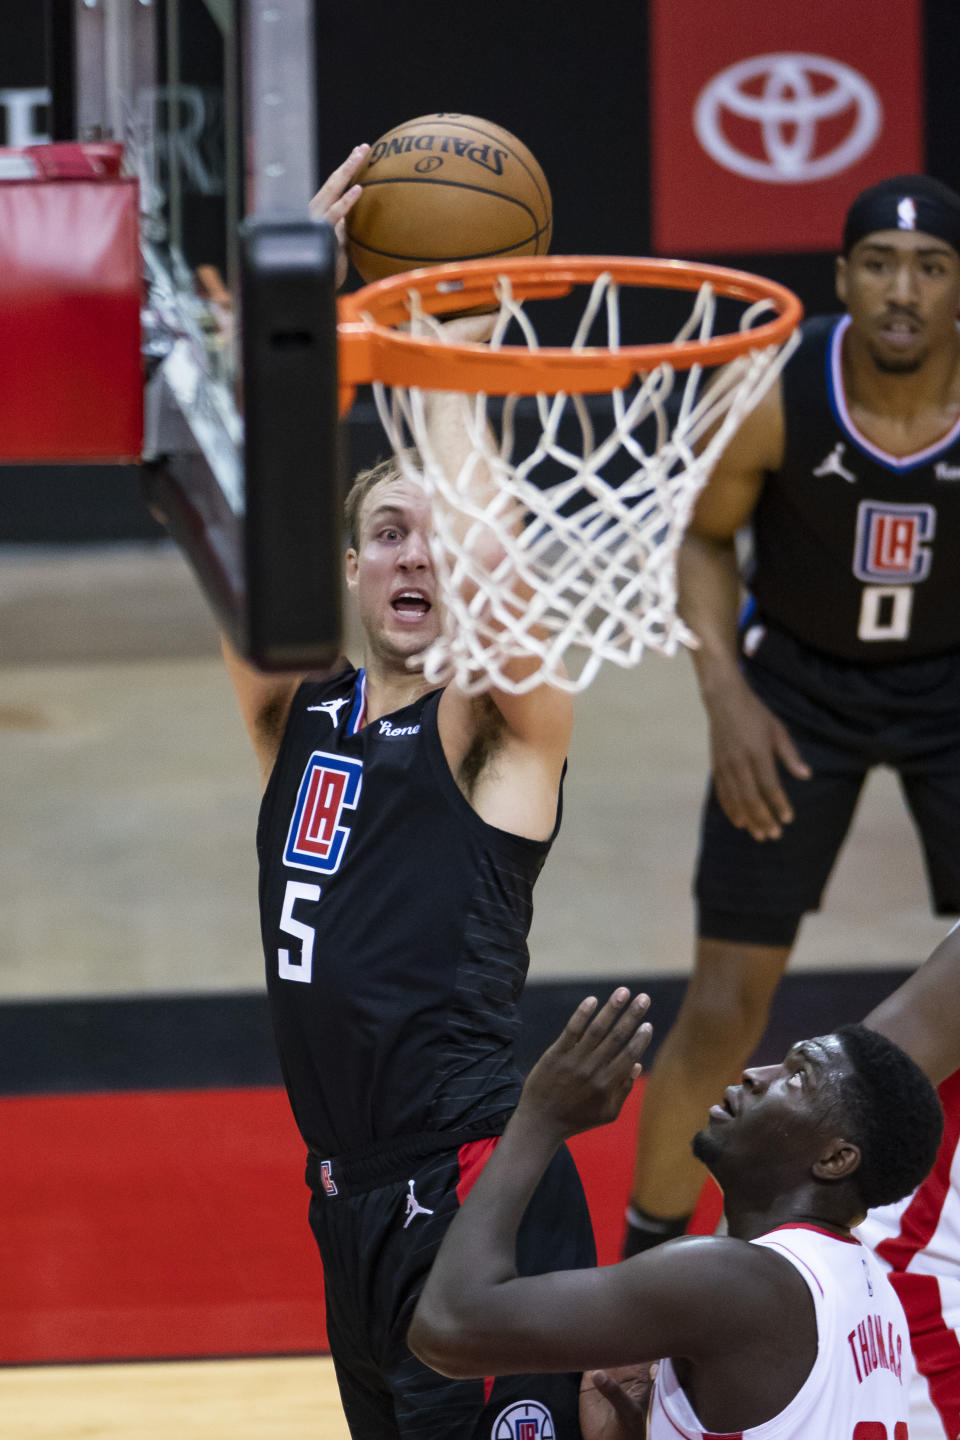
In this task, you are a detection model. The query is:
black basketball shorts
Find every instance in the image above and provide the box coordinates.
[306,1132,596,1440]
[695,622,960,947]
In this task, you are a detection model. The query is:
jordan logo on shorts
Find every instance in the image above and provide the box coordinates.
[403,1179,434,1229]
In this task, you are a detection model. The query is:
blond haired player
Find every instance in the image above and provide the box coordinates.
[222,148,596,1440]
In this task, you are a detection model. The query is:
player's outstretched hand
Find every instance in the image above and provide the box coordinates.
[706,674,811,841]
[309,145,370,289]
[579,1364,658,1440]
[518,988,651,1140]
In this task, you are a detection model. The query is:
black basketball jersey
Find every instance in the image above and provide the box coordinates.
[256,666,560,1159]
[749,314,960,661]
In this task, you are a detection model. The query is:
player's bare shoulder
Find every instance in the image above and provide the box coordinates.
[689,372,786,539]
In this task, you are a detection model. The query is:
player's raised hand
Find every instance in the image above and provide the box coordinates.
[518,988,652,1139]
[309,145,370,288]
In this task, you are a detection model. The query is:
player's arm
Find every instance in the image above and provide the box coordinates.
[309,143,368,287]
[217,147,367,789]
[682,378,810,841]
[408,992,804,1383]
[424,329,573,832]
[220,637,304,790]
[864,921,960,1086]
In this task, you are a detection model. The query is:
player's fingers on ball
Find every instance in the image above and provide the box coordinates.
[312,183,362,227]
[321,143,369,197]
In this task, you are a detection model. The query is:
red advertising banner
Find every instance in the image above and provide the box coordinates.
[650,0,923,255]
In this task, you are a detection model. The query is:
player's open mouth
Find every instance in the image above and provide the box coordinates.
[391,590,432,621]
[709,1089,738,1123]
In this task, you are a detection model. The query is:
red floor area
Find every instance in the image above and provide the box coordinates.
[2,1083,721,1364]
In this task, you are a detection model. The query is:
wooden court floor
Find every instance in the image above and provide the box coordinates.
[0,1356,349,1439]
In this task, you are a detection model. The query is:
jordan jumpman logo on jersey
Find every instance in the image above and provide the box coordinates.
[307,698,349,725]
[813,442,857,483]
[404,1179,435,1229]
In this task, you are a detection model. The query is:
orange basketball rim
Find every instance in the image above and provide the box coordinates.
[336,254,803,411]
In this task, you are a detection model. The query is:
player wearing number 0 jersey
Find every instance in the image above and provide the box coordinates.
[624,175,960,1264]
[751,311,960,662]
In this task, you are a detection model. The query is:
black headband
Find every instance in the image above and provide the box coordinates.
[842,174,960,256]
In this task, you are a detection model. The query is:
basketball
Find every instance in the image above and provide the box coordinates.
[345,113,553,283]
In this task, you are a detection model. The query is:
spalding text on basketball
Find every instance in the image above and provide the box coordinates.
[367,134,508,176]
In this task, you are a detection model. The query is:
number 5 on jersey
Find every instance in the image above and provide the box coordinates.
[278,880,320,983]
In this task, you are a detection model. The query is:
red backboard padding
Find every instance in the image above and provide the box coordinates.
[0,143,143,462]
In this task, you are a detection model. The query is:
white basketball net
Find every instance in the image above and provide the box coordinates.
[371,271,798,694]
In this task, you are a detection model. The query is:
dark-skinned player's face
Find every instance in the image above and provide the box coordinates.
[835,229,960,374]
[693,1034,855,1182]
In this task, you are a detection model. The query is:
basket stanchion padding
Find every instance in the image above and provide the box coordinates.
[0,142,142,463]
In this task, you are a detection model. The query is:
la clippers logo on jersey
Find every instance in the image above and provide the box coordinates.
[283,750,362,874]
[491,1400,555,1440]
[853,500,935,583]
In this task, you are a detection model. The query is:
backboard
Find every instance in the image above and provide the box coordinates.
[62,0,342,670]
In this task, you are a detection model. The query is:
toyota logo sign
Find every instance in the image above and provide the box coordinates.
[694,53,882,184]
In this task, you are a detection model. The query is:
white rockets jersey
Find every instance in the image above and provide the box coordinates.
[855,1071,960,1440]
[648,1223,913,1440]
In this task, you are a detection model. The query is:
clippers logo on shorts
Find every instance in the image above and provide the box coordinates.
[491,1400,555,1440]
[320,1160,338,1196]
[283,751,363,874]
[853,500,935,583]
